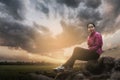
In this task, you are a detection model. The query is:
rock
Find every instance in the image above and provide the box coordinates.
[110,72,120,80]
[65,71,89,80]
[73,73,86,80]
[98,56,115,73]
[113,58,120,71]
[85,56,115,75]
[109,58,120,80]
[29,73,53,80]
[85,60,103,75]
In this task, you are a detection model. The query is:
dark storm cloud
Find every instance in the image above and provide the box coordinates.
[0,0,40,53]
[0,19,56,53]
[34,0,49,15]
[56,0,102,29]
[0,0,51,53]
[77,8,102,25]
[77,0,102,27]
[39,4,49,14]
[0,19,37,53]
[84,0,101,9]
[0,0,37,52]
[56,0,101,9]
[0,20,54,54]
[0,0,25,20]
[63,0,120,34]
[57,0,82,8]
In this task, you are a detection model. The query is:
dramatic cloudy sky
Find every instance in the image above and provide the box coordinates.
[0,0,120,63]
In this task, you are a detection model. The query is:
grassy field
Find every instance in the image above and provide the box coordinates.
[0,63,85,80]
[0,65,59,80]
[0,65,58,71]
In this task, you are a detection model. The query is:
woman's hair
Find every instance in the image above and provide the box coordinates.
[87,23,95,28]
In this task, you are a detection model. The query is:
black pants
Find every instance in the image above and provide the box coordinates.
[63,47,100,68]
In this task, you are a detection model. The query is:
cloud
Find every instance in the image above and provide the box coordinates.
[56,0,102,27]
[0,19,37,52]
[33,0,49,15]
[0,0,25,20]
[0,0,120,55]
[77,8,102,25]
[57,0,82,8]
[98,0,120,33]
[0,46,65,63]
[84,0,101,9]
[106,0,120,16]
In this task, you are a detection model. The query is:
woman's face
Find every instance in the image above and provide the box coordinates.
[87,24,95,33]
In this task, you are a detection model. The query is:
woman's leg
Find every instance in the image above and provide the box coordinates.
[63,47,100,68]
[63,47,86,68]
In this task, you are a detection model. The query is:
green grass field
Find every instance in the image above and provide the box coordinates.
[0,65,59,80]
[0,64,85,80]
[0,65,58,72]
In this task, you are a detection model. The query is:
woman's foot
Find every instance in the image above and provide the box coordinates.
[53,65,73,73]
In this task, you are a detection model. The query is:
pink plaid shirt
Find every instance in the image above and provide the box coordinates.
[87,31,103,55]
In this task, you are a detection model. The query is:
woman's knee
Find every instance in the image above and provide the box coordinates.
[73,47,81,55]
[74,47,80,51]
[74,47,83,52]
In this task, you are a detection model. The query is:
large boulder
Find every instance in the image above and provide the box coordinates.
[85,56,115,75]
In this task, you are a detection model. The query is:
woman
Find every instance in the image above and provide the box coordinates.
[54,23,103,72]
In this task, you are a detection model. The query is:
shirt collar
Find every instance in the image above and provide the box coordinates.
[90,31,96,36]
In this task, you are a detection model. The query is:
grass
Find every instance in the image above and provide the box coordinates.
[0,65,58,71]
[0,63,85,80]
[0,64,59,80]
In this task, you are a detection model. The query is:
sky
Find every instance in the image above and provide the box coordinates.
[0,0,120,63]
